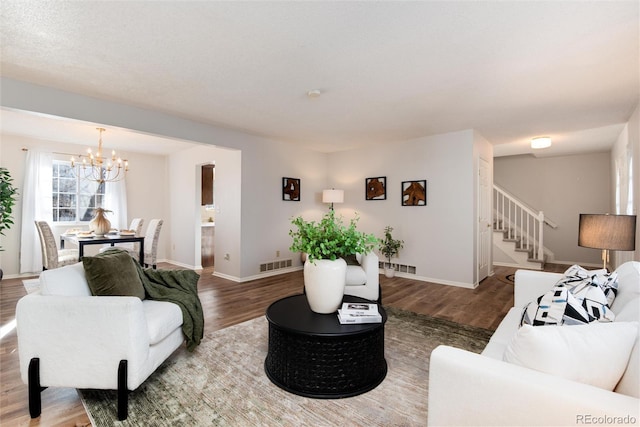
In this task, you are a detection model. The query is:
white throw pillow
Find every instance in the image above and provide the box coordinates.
[40,262,91,297]
[503,322,638,391]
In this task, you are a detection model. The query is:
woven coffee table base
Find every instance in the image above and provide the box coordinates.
[265,324,387,398]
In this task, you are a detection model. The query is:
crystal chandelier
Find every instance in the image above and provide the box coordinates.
[71,128,129,183]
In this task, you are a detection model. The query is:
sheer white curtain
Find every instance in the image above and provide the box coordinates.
[20,150,53,273]
[105,178,128,230]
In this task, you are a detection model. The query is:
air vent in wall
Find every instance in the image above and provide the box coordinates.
[378,261,417,275]
[260,259,293,272]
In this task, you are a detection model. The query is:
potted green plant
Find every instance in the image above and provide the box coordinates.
[289,210,378,313]
[0,167,19,280]
[380,226,404,278]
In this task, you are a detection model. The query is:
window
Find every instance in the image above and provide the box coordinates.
[52,160,105,222]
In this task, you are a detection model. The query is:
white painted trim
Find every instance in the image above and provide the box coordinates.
[237,266,303,282]
[381,269,477,289]
[161,258,196,270]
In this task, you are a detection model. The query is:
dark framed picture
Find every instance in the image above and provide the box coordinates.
[401,180,427,206]
[282,177,300,201]
[365,176,386,200]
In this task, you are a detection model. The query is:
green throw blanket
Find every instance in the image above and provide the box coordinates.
[134,262,204,352]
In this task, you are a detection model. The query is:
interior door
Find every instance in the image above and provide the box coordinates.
[477,157,491,283]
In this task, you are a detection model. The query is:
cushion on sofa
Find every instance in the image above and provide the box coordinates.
[40,262,92,297]
[521,265,620,326]
[503,321,638,391]
[142,300,184,345]
[83,250,146,300]
[521,285,594,326]
[610,262,640,313]
[346,265,367,286]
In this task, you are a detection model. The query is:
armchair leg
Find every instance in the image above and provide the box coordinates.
[117,360,128,421]
[28,358,46,418]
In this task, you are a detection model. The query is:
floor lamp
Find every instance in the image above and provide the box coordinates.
[578,214,637,270]
[322,189,344,211]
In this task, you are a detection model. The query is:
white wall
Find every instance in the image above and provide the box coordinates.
[494,152,611,266]
[167,144,242,278]
[0,133,168,276]
[327,129,488,288]
[239,139,327,279]
[610,102,639,266]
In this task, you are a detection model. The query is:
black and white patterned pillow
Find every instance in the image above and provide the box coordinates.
[520,284,594,326]
[521,265,619,326]
[561,265,617,322]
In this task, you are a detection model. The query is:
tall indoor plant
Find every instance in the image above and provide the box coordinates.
[0,167,19,280]
[380,226,404,278]
[290,210,378,313]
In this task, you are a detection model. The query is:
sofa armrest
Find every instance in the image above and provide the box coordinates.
[358,252,380,287]
[428,345,639,426]
[514,269,563,307]
[16,294,150,390]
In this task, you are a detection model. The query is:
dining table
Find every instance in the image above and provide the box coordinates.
[60,233,144,262]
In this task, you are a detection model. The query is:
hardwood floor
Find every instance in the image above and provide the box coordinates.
[0,263,569,426]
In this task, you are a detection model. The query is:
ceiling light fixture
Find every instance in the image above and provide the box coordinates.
[307,89,322,98]
[531,136,552,149]
[70,128,129,184]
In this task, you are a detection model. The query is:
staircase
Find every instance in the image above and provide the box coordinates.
[493,185,554,270]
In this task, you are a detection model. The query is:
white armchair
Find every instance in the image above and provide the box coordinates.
[344,252,381,302]
[16,262,184,420]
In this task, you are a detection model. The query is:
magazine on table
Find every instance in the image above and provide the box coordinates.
[340,302,379,316]
[337,309,382,324]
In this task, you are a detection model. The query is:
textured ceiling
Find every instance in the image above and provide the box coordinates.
[1,1,638,156]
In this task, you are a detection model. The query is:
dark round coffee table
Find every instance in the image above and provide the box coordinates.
[264,294,387,398]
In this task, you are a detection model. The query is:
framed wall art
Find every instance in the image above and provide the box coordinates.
[282,177,300,201]
[401,180,427,206]
[365,176,386,200]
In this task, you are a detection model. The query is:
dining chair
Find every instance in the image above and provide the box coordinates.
[34,221,79,270]
[99,218,144,254]
[127,219,163,269]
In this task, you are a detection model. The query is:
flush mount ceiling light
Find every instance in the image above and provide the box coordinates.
[307,89,322,98]
[531,136,552,149]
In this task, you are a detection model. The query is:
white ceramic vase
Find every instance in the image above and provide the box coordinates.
[304,258,347,314]
[90,208,111,237]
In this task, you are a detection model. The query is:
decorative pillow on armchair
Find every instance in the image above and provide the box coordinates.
[82,249,146,299]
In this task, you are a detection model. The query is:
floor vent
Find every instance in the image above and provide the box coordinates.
[378,262,417,275]
[260,259,293,272]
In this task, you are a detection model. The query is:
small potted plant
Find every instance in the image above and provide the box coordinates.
[290,210,378,313]
[380,226,404,278]
[0,167,19,280]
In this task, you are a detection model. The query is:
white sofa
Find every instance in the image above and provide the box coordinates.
[16,262,184,420]
[344,252,381,302]
[428,261,640,426]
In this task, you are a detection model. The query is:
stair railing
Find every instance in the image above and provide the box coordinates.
[493,185,545,261]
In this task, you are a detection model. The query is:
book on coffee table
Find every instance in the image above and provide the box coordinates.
[337,309,382,324]
[340,302,378,316]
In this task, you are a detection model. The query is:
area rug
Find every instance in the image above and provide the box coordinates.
[79,307,493,426]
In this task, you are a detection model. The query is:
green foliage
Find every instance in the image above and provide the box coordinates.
[0,168,19,250]
[289,210,378,264]
[380,226,404,263]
